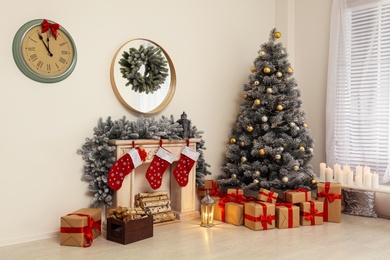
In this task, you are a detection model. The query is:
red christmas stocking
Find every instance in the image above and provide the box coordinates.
[173,146,200,187]
[145,147,176,190]
[108,147,147,191]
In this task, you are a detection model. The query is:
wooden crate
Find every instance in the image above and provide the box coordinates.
[106,215,153,245]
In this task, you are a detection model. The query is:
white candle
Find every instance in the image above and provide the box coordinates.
[347,170,354,185]
[355,174,362,186]
[364,171,372,188]
[325,167,333,182]
[356,165,362,175]
[338,169,344,184]
[334,164,340,183]
[343,165,350,172]
[320,162,326,181]
[372,172,379,189]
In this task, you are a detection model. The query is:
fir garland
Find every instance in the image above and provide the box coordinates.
[119,45,169,94]
[77,115,211,207]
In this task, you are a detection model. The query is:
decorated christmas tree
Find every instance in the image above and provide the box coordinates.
[218,29,317,192]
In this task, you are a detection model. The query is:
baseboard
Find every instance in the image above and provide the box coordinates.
[0,231,59,247]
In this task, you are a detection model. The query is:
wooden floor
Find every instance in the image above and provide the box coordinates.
[1,214,389,260]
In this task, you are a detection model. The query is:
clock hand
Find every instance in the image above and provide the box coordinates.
[37,33,53,57]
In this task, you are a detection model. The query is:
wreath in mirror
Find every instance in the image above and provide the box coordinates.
[118,44,169,94]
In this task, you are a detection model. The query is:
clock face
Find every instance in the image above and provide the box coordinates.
[13,19,77,83]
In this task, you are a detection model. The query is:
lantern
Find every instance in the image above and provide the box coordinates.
[200,189,215,227]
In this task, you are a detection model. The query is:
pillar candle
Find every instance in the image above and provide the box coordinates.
[320,162,326,181]
[338,169,344,184]
[355,174,362,187]
[347,170,354,186]
[325,167,333,182]
[364,172,372,188]
[372,172,379,189]
[356,165,362,176]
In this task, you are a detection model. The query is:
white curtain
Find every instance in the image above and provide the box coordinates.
[326,0,390,183]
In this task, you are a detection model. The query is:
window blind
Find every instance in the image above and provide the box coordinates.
[333,1,390,181]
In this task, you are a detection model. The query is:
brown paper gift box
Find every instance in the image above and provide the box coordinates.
[275,203,300,229]
[299,200,324,226]
[317,182,342,223]
[227,188,244,196]
[60,208,102,247]
[258,188,278,203]
[284,188,311,204]
[199,180,219,197]
[244,202,275,231]
[214,197,244,226]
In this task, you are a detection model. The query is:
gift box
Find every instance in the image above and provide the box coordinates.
[227,188,244,196]
[214,197,244,226]
[60,208,102,247]
[258,188,278,203]
[299,200,324,226]
[244,202,275,231]
[199,180,220,197]
[106,215,153,245]
[284,188,311,204]
[275,203,300,229]
[317,182,342,223]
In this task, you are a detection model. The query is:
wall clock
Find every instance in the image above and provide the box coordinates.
[12,19,77,83]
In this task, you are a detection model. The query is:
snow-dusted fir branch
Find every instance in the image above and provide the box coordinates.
[77,115,211,207]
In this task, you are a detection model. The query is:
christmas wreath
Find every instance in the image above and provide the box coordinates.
[77,115,212,207]
[118,45,169,94]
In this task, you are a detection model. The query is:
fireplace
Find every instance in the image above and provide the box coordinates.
[108,139,201,221]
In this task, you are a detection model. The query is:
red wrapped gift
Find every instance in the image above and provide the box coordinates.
[275,202,299,229]
[227,188,244,196]
[299,200,324,226]
[60,208,101,247]
[284,188,311,204]
[317,182,342,223]
[244,202,275,231]
[258,188,278,203]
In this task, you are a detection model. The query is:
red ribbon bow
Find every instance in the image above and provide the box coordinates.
[244,202,275,230]
[60,213,101,248]
[41,19,60,39]
[317,182,341,222]
[302,201,324,225]
[276,202,294,228]
[260,190,278,203]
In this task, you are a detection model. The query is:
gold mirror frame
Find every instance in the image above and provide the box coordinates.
[110,38,176,114]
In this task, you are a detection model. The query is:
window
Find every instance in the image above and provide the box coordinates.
[326,0,390,183]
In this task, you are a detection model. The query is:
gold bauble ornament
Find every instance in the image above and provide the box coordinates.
[282,176,289,183]
[266,88,273,94]
[293,165,299,171]
[275,154,281,160]
[240,141,245,147]
[311,179,318,185]
[254,99,261,106]
[253,179,259,184]
[232,174,237,179]
[246,125,254,132]
[259,148,265,156]
[287,67,293,74]
[241,156,247,163]
[274,32,282,38]
[303,123,308,128]
[276,72,283,78]
[276,104,283,111]
[263,67,271,74]
[299,146,305,151]
[254,170,260,177]
[230,137,237,144]
[250,66,256,72]
[258,50,265,57]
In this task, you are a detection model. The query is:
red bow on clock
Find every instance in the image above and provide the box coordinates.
[41,19,60,39]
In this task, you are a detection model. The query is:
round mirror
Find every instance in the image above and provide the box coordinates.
[110,39,176,114]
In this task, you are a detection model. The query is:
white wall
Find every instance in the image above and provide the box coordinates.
[0,0,332,245]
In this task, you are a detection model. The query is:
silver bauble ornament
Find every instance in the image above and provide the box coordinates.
[261,116,268,122]
[282,176,289,183]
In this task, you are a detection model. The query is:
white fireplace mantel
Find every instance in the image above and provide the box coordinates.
[108,138,202,221]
